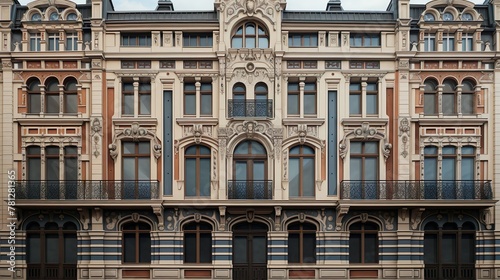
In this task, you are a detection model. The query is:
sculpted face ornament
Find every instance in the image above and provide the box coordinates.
[246,0,255,15]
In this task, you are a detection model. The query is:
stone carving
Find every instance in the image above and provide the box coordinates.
[153,206,164,231]
[91,118,102,158]
[336,205,349,231]
[109,122,162,160]
[339,122,392,161]
[410,208,425,230]
[77,208,89,230]
[378,211,395,230]
[105,212,121,230]
[399,117,410,158]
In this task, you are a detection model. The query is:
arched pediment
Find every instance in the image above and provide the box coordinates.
[27,0,76,9]
[426,0,475,9]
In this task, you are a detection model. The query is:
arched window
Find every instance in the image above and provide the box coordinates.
[255,83,270,117]
[122,222,151,263]
[26,222,78,280]
[45,78,60,114]
[289,145,315,197]
[461,80,475,115]
[288,222,316,264]
[442,79,457,115]
[349,221,379,264]
[184,222,212,263]
[231,22,269,48]
[185,145,211,197]
[424,222,476,279]
[27,78,41,114]
[231,83,247,117]
[63,78,78,114]
[424,79,438,115]
[230,140,269,199]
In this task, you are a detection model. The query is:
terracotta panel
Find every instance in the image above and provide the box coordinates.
[184,270,211,278]
[289,270,315,278]
[122,270,150,278]
[350,270,378,278]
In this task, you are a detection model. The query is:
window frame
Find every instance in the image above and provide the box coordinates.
[231,22,269,49]
[66,32,78,51]
[183,32,213,48]
[183,222,213,264]
[289,145,315,198]
[122,222,151,264]
[461,33,473,51]
[122,141,151,181]
[349,222,379,264]
[30,32,41,52]
[442,33,455,51]
[184,145,211,197]
[424,33,436,52]
[120,33,152,47]
[349,141,379,181]
[288,33,318,48]
[48,32,60,51]
[45,78,60,114]
[349,33,381,47]
[287,222,316,264]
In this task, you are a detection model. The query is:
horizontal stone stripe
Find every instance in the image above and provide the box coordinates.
[380,247,415,253]
[323,255,347,261]
[155,240,182,246]
[269,256,286,260]
[214,255,231,261]
[214,240,232,246]
[80,255,121,261]
[213,247,231,253]
[269,240,287,246]
[156,256,183,261]
[80,247,121,253]
[79,240,120,245]
[317,240,348,246]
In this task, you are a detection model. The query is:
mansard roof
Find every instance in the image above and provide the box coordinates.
[282,11,396,23]
[106,11,218,22]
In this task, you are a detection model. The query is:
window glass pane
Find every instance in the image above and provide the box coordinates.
[259,37,269,48]
[200,158,211,196]
[201,94,212,115]
[139,233,151,262]
[462,146,475,155]
[123,94,134,115]
[289,158,299,197]
[235,162,247,181]
[461,234,475,263]
[442,234,456,263]
[349,233,361,263]
[123,143,135,154]
[246,24,255,34]
[350,158,362,180]
[232,38,242,48]
[365,158,378,180]
[200,233,212,263]
[199,146,211,155]
[27,234,41,263]
[302,158,315,196]
[184,233,196,262]
[138,142,150,154]
[288,94,299,115]
[442,158,456,180]
[365,233,377,263]
[138,157,150,180]
[303,233,316,263]
[245,38,256,48]
[185,159,196,196]
[424,234,438,263]
[46,234,59,263]
[251,142,266,155]
[302,146,314,154]
[46,94,60,113]
[28,158,41,180]
[233,236,247,263]
[184,94,196,115]
[139,94,151,115]
[365,142,378,154]
[46,158,60,180]
[442,93,455,115]
[424,94,436,114]
[124,233,136,262]
[253,161,265,181]
[29,94,41,113]
[288,233,299,263]
[366,94,378,114]
[64,234,78,263]
[234,142,248,154]
[350,142,362,154]
[123,158,136,180]
[349,94,361,115]
[424,158,437,180]
[462,158,474,180]
[304,93,316,114]
[462,94,474,114]
[64,157,78,181]
[65,94,78,113]
[252,236,266,264]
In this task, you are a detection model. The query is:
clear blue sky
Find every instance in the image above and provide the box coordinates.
[18,0,486,11]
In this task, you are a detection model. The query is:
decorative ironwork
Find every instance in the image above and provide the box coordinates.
[340,180,492,200]
[27,264,77,280]
[228,180,273,199]
[424,264,475,280]
[228,99,273,118]
[15,180,160,200]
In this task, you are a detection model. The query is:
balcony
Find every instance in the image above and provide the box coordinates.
[228,99,273,118]
[228,180,273,199]
[340,180,493,200]
[15,180,160,200]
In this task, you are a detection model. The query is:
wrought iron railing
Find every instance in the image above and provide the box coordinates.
[340,180,492,200]
[27,264,77,280]
[228,99,273,118]
[15,180,159,200]
[228,180,273,199]
[424,264,475,280]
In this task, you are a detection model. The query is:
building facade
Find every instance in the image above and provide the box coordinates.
[0,0,499,279]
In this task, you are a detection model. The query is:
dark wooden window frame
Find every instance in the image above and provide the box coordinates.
[185,145,211,197]
[442,79,457,115]
[350,142,379,181]
[63,78,78,114]
[122,222,151,264]
[200,82,213,116]
[424,80,438,115]
[231,22,269,48]
[366,82,379,115]
[183,222,213,263]
[349,222,379,264]
[27,79,42,114]
[288,222,317,264]
[232,140,267,181]
[138,80,151,115]
[45,79,60,114]
[122,80,134,115]
[350,33,381,47]
[122,142,151,181]
[461,80,475,115]
[183,32,213,47]
[288,33,319,47]
[289,145,315,197]
[304,82,317,115]
[349,82,362,116]
[120,33,152,47]
[287,82,300,116]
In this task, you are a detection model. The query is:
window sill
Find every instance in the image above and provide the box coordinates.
[176,117,218,126]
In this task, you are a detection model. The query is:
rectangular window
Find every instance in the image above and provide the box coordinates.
[442,93,456,115]
[349,61,380,69]
[303,82,316,115]
[350,33,381,47]
[183,32,213,47]
[443,34,455,51]
[325,61,341,69]
[121,61,151,69]
[424,34,436,51]
[48,33,60,51]
[288,33,318,47]
[462,33,473,51]
[287,82,299,115]
[139,81,151,115]
[30,33,41,51]
[424,94,437,115]
[64,93,78,114]
[366,83,378,115]
[66,32,78,51]
[349,83,361,116]
[29,94,41,114]
[45,94,60,114]
[200,83,212,115]
[461,93,474,115]
[184,83,196,116]
[122,81,134,115]
[121,33,152,47]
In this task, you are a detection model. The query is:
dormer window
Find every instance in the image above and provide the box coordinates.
[424,13,435,22]
[31,13,41,21]
[49,12,59,21]
[443,12,454,21]
[67,13,77,21]
[461,13,473,21]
